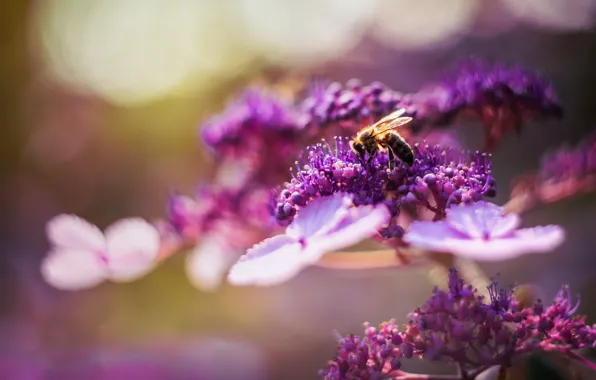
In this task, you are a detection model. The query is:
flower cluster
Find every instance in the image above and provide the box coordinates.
[201,88,302,158]
[420,58,563,151]
[508,130,596,214]
[274,137,496,228]
[320,268,596,380]
[298,79,419,134]
[540,131,596,184]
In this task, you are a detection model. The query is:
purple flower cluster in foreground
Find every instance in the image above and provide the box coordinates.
[274,137,495,230]
[320,268,595,380]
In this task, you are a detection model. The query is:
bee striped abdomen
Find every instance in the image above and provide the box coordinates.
[383,132,414,166]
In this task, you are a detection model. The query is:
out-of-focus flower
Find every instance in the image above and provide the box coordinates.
[420,58,563,151]
[201,88,300,156]
[228,193,390,286]
[320,268,596,379]
[508,131,596,215]
[41,215,160,290]
[200,88,305,186]
[404,201,564,260]
[274,138,495,228]
[541,131,596,184]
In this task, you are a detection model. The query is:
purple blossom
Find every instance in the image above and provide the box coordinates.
[298,79,419,134]
[404,201,565,260]
[320,268,596,379]
[201,87,301,156]
[420,58,563,151]
[274,137,495,228]
[227,193,390,286]
[540,130,596,184]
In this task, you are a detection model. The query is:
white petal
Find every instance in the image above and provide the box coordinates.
[41,249,107,290]
[227,235,310,286]
[186,237,241,292]
[104,218,160,282]
[308,204,391,258]
[286,193,351,239]
[46,214,105,252]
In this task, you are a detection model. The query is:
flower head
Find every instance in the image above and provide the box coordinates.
[298,79,419,133]
[41,215,160,290]
[274,137,495,227]
[320,268,596,379]
[421,58,563,151]
[404,201,564,260]
[201,88,301,157]
[228,193,390,286]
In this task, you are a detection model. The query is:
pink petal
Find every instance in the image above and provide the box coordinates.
[104,218,160,282]
[286,193,351,239]
[404,220,460,247]
[404,221,565,261]
[46,214,105,252]
[41,249,107,290]
[227,235,311,286]
[446,201,508,238]
[185,236,242,291]
[308,204,391,257]
[489,213,521,239]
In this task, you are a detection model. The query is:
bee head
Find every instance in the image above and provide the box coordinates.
[350,140,366,160]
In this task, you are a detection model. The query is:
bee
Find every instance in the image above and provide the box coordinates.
[349,108,415,170]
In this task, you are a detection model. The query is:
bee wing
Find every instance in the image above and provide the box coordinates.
[370,115,413,138]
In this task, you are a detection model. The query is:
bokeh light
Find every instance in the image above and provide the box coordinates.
[33,0,255,106]
[238,0,376,66]
[500,0,596,31]
[371,0,479,50]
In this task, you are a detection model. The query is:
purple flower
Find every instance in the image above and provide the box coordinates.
[320,268,596,379]
[298,79,419,134]
[540,130,596,184]
[227,193,390,286]
[274,137,495,228]
[201,88,301,156]
[420,58,563,151]
[404,201,564,260]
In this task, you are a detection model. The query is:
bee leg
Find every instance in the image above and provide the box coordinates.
[366,154,374,165]
[387,148,395,171]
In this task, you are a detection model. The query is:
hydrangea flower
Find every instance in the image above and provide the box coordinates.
[404,201,564,260]
[420,58,563,151]
[227,193,390,286]
[320,268,596,380]
[41,215,160,290]
[274,137,495,228]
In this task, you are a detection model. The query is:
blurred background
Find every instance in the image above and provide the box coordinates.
[1,1,596,379]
